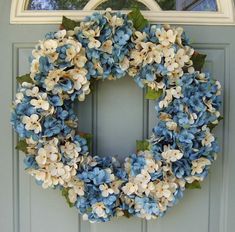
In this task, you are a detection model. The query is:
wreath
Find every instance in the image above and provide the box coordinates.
[11,8,222,223]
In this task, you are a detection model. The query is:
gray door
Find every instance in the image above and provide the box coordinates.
[1,0,235,232]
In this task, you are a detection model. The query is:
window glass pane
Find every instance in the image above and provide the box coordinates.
[26,0,89,10]
[26,0,218,11]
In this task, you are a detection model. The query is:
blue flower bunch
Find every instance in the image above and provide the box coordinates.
[76,11,134,80]
[11,83,79,141]
[75,156,125,222]
[152,71,221,182]
[30,29,91,102]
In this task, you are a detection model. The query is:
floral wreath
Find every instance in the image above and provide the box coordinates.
[11,8,222,223]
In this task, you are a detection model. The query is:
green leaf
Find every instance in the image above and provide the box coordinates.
[145,87,163,100]
[16,73,33,84]
[61,188,74,208]
[185,181,201,189]
[136,140,149,152]
[79,132,93,152]
[61,16,80,31]
[128,6,148,30]
[15,139,28,153]
[191,52,207,71]
[208,116,223,131]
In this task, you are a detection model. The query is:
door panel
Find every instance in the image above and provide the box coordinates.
[1,1,235,232]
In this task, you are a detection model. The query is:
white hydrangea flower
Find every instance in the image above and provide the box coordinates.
[14,92,24,105]
[30,59,40,77]
[88,38,101,49]
[122,182,138,195]
[191,158,211,175]
[66,46,77,61]
[73,49,87,68]
[202,132,215,147]
[68,189,77,203]
[61,141,80,159]
[101,40,113,54]
[42,39,58,54]
[145,158,159,173]
[110,180,123,194]
[22,114,41,133]
[175,48,190,67]
[55,30,66,40]
[120,56,129,71]
[36,147,47,166]
[30,98,50,111]
[166,121,177,131]
[108,15,124,27]
[92,202,107,218]
[156,28,177,47]
[159,90,173,108]
[45,69,64,91]
[26,86,39,97]
[99,184,114,197]
[155,181,172,199]
[162,145,183,162]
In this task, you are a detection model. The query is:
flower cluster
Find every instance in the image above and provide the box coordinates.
[11,10,222,223]
[129,25,194,89]
[30,29,90,102]
[75,10,134,80]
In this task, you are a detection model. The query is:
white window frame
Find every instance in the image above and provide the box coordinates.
[10,0,235,25]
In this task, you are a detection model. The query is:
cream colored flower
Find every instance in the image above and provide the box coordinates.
[26,86,39,97]
[145,159,159,173]
[48,52,59,63]
[92,202,107,218]
[156,28,176,46]
[146,48,162,64]
[109,15,124,27]
[36,148,47,166]
[170,86,182,99]
[101,40,113,54]
[68,189,77,203]
[166,121,177,131]
[144,182,155,196]
[164,57,179,72]
[122,182,138,195]
[30,98,50,111]
[99,184,114,197]
[120,56,129,71]
[73,181,85,196]
[49,162,65,177]
[14,92,24,105]
[175,48,190,67]
[202,132,215,147]
[159,90,173,108]
[130,50,144,66]
[110,180,123,194]
[43,39,58,54]
[45,69,64,91]
[22,114,41,133]
[155,181,172,199]
[55,30,66,40]
[61,141,80,159]
[191,158,211,175]
[73,49,87,68]
[133,31,147,43]
[66,46,77,61]
[162,145,183,162]
[30,59,40,77]
[88,38,101,49]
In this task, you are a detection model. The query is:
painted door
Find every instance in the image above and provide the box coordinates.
[1,0,235,232]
